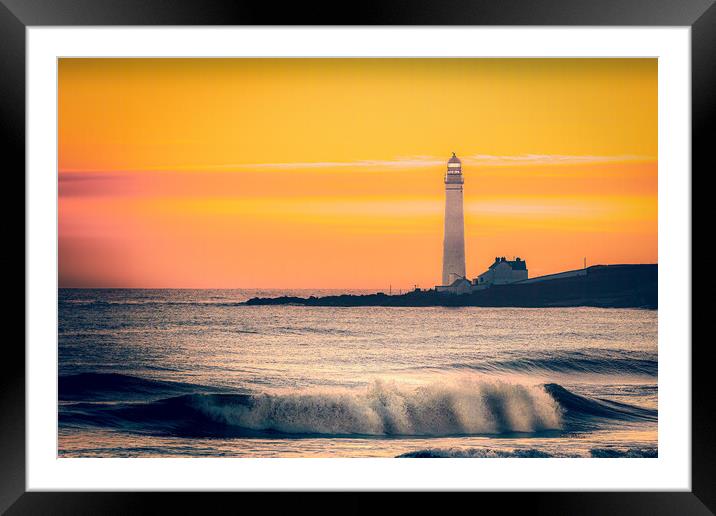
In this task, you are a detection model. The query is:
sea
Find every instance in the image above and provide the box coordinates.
[58,288,658,458]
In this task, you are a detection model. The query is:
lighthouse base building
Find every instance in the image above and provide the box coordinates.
[473,257,528,288]
[437,256,530,295]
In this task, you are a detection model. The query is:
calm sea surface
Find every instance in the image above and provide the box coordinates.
[58,289,657,458]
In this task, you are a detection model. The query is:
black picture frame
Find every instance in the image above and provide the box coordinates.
[3,0,712,513]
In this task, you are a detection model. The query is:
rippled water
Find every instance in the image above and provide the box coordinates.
[58,289,657,458]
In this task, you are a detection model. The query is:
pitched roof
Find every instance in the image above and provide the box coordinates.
[449,277,471,287]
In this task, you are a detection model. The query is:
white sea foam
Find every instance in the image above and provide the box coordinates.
[397,447,558,458]
[397,446,658,458]
[190,379,563,436]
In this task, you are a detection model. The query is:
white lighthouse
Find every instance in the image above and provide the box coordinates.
[441,152,467,286]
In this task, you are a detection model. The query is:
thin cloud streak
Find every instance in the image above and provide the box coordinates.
[59,154,656,174]
[463,154,654,166]
[202,153,656,172]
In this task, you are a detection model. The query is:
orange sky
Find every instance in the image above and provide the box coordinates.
[58,58,657,289]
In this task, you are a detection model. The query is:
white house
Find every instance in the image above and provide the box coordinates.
[474,257,528,288]
[435,276,472,295]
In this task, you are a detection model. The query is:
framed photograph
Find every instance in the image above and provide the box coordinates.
[5,0,713,512]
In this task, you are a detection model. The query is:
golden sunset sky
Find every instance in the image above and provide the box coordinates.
[59,58,657,289]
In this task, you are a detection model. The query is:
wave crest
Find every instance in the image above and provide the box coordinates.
[436,350,657,377]
[59,373,656,438]
[190,379,563,436]
[398,448,555,458]
[396,446,658,458]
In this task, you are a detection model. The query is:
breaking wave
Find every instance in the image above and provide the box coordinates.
[60,375,562,437]
[188,380,563,436]
[589,447,658,458]
[396,446,658,458]
[398,448,555,458]
[59,373,656,438]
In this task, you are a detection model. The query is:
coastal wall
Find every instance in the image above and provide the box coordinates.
[515,268,587,284]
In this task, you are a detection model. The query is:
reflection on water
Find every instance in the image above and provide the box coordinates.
[58,289,657,458]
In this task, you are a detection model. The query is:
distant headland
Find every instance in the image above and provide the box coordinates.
[245,264,657,309]
[247,154,657,309]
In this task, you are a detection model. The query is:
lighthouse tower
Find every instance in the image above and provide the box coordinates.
[441,152,467,286]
